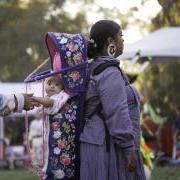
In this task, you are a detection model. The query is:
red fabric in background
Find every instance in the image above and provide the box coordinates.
[141,116,159,153]
[159,125,174,156]
[144,117,159,134]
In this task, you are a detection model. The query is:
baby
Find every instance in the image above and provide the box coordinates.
[32,75,72,179]
[32,75,70,114]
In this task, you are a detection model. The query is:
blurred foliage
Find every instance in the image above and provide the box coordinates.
[4,115,35,145]
[93,5,142,30]
[138,62,180,119]
[151,166,180,180]
[0,0,87,81]
[4,117,25,145]
[137,0,180,119]
[0,0,150,82]
[151,0,180,30]
[71,0,94,3]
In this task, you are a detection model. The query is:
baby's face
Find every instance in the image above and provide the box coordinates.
[45,78,63,96]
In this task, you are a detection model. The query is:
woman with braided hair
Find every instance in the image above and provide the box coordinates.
[80,20,146,180]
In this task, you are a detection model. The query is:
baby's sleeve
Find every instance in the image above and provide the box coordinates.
[46,92,70,115]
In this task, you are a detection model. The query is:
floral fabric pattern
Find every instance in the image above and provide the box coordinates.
[54,33,86,66]
[51,33,87,90]
[63,70,84,89]
[48,100,78,179]
[44,32,88,179]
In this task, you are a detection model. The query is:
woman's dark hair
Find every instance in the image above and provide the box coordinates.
[87,20,121,59]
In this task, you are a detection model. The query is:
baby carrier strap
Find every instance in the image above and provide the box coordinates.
[92,61,120,75]
[85,61,122,152]
[92,60,130,86]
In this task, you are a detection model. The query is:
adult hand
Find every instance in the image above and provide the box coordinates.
[126,152,137,172]
[23,94,40,110]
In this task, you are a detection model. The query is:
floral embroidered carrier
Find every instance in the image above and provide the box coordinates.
[47,100,79,179]
[25,33,88,180]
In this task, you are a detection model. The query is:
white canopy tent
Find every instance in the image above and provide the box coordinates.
[118,27,180,63]
[0,82,42,96]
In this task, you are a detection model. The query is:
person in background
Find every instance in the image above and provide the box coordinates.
[29,109,44,167]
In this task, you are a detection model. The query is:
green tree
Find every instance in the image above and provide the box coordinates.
[151,0,180,30]
[0,0,87,81]
[138,0,180,119]
[138,62,180,118]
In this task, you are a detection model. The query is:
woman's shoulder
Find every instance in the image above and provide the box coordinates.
[90,58,120,76]
[93,65,124,88]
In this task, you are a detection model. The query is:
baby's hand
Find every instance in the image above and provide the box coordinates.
[31,96,41,107]
[31,96,42,104]
[31,96,53,107]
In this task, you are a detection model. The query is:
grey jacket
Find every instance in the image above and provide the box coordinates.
[80,56,135,152]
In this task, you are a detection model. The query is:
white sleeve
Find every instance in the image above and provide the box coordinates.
[46,92,70,115]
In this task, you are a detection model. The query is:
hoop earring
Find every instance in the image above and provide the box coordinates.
[107,44,116,57]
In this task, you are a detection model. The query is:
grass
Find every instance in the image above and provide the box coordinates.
[151,166,180,180]
[0,169,39,180]
[1,166,180,180]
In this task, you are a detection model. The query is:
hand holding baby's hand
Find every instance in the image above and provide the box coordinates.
[23,94,40,110]
[31,96,53,108]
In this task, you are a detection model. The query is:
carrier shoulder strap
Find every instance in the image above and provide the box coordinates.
[92,61,120,76]
[88,61,131,121]
[88,61,121,152]
[87,61,122,119]
[92,61,130,86]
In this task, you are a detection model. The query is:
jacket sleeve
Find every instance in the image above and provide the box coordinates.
[96,67,135,152]
[0,94,7,110]
[0,94,24,116]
